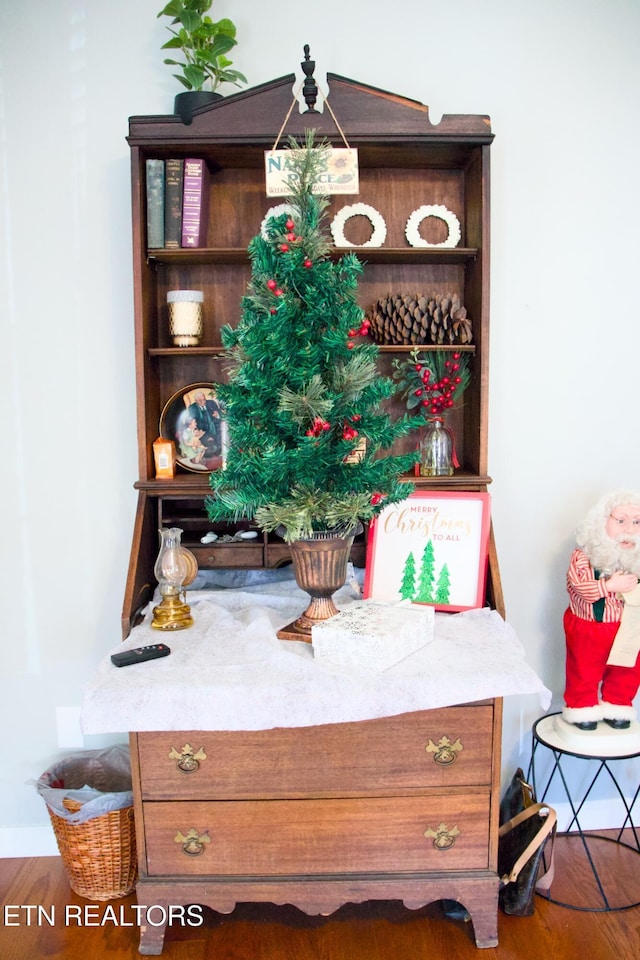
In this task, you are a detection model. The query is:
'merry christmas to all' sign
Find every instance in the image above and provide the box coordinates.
[364,492,491,612]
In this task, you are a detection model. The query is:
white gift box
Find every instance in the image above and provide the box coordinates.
[312,601,435,671]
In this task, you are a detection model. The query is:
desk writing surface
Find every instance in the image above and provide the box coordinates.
[81,579,550,734]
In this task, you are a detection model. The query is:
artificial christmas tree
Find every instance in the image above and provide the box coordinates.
[206,134,418,638]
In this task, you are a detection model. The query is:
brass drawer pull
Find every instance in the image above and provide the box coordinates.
[168,743,207,773]
[175,828,211,857]
[425,736,463,765]
[424,822,460,849]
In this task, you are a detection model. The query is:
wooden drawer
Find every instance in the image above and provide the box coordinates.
[143,793,490,877]
[188,543,264,568]
[135,705,495,800]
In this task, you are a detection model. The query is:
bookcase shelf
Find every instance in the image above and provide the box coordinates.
[147,344,476,357]
[133,469,491,497]
[147,246,479,266]
[148,346,227,357]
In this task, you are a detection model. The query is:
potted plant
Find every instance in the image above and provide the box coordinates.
[206,134,419,640]
[157,0,247,123]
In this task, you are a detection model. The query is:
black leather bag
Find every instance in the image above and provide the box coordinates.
[499,767,535,824]
[498,802,557,916]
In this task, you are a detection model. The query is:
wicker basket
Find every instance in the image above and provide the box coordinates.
[46,796,137,901]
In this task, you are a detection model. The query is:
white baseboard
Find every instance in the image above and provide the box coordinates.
[542,798,635,833]
[0,825,59,859]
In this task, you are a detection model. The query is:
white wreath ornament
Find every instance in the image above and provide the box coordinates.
[260,203,296,241]
[330,202,387,248]
[405,204,461,248]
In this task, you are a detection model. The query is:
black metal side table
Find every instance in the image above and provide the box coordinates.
[528,712,640,912]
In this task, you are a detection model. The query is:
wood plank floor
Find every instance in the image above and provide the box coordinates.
[1,832,639,959]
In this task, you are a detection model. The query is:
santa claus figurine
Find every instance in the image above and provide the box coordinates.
[563,490,640,731]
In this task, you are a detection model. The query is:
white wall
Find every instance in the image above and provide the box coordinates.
[1,0,639,856]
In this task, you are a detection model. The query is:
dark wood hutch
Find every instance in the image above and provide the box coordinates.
[123,66,504,954]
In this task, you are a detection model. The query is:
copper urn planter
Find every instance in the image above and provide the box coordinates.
[277,526,362,643]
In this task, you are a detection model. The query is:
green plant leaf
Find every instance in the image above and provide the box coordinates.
[214,17,238,37]
[157,1,184,18]
[183,63,207,89]
[179,10,203,31]
[198,35,237,61]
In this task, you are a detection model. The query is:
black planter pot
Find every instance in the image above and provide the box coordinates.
[174,91,222,125]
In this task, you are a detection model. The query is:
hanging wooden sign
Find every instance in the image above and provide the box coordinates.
[264,148,359,197]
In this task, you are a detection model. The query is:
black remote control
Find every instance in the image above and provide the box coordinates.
[110,644,171,667]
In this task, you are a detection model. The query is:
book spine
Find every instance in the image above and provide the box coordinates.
[145,159,165,249]
[164,159,184,249]
[181,158,209,248]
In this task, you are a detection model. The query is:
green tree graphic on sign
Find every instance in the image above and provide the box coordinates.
[415,540,436,603]
[434,562,451,604]
[399,551,417,600]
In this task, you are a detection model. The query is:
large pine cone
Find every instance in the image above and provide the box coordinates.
[366,293,472,345]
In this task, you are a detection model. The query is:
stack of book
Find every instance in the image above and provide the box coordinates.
[145,158,209,250]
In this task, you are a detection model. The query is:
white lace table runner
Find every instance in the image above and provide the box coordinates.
[81,579,550,734]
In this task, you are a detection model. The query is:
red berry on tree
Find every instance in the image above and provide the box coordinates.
[285,219,295,230]
[267,279,277,291]
[347,341,354,349]
[304,259,313,268]
[280,243,289,252]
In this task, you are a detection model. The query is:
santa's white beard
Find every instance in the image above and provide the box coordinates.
[584,537,640,577]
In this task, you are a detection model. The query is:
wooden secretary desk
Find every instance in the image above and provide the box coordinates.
[122,62,503,954]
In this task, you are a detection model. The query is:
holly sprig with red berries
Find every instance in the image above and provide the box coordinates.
[392,348,471,419]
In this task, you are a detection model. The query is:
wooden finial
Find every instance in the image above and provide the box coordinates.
[301,44,318,113]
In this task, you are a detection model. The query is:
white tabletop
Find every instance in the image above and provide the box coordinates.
[535,713,640,759]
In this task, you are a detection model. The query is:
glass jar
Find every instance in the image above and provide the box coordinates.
[167,290,204,346]
[419,418,454,477]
